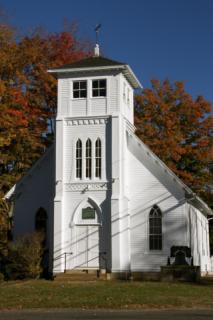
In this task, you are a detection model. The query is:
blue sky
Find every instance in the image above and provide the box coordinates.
[1,0,213,105]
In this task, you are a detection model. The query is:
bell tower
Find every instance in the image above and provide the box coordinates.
[48,50,142,274]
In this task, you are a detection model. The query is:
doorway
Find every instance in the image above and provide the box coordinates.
[75,225,99,268]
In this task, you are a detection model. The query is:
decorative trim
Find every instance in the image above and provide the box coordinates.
[70,196,103,227]
[48,64,142,89]
[64,182,109,192]
[125,118,136,133]
[65,118,108,126]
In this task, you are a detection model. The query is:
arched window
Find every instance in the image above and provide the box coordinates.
[95,138,101,178]
[149,205,162,250]
[35,207,47,234]
[86,139,92,179]
[76,139,82,179]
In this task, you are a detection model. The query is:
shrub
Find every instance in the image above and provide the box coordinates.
[5,231,44,280]
[0,199,11,259]
[0,272,4,282]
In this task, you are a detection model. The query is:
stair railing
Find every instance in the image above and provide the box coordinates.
[53,252,73,272]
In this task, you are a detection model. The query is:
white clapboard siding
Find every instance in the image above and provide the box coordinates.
[72,99,87,116]
[63,122,107,183]
[91,98,107,115]
[62,190,111,270]
[109,76,119,113]
[59,79,70,116]
[120,78,133,123]
[13,147,54,238]
[189,205,211,272]
[127,138,188,271]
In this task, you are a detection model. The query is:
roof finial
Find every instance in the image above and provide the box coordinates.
[94,24,101,57]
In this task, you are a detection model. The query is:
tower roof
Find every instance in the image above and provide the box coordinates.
[51,56,125,70]
[48,56,142,89]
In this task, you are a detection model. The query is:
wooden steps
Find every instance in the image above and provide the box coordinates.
[54,269,107,282]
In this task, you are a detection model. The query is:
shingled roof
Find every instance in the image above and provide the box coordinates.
[51,56,125,70]
[48,55,142,89]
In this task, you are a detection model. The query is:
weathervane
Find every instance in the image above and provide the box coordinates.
[95,23,101,45]
[94,24,101,57]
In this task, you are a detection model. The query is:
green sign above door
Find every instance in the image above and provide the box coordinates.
[82,207,96,219]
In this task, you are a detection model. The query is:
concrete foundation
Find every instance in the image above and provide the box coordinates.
[161,266,201,282]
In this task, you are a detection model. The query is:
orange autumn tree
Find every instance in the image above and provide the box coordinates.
[0,22,90,257]
[135,79,213,207]
[0,23,89,196]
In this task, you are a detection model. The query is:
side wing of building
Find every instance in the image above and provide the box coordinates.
[126,130,211,273]
[6,146,55,257]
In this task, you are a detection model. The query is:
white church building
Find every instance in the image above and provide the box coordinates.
[6,46,212,278]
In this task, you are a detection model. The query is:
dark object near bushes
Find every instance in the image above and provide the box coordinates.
[0,272,4,282]
[5,232,44,280]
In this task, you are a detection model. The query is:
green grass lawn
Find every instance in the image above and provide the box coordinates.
[0,280,213,310]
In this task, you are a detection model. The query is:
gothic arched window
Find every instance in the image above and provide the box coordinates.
[149,205,162,250]
[95,138,101,178]
[35,207,48,234]
[76,139,82,179]
[86,139,92,179]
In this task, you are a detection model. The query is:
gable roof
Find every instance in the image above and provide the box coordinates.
[50,56,125,70]
[126,119,213,217]
[48,56,142,89]
[4,146,54,201]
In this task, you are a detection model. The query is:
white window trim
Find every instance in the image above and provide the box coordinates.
[95,138,102,179]
[75,138,83,180]
[89,76,108,99]
[91,78,107,98]
[72,80,87,100]
[145,206,164,253]
[85,139,92,180]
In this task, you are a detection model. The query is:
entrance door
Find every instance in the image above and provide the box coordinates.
[87,226,99,267]
[75,225,99,269]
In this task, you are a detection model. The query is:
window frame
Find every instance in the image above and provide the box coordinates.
[95,138,102,178]
[35,207,48,244]
[149,205,162,251]
[85,139,92,179]
[76,139,82,179]
[92,79,107,98]
[73,80,87,99]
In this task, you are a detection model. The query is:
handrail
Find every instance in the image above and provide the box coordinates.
[53,252,73,271]
[54,251,107,272]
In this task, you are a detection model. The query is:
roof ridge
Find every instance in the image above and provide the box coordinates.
[126,126,212,216]
[50,55,126,71]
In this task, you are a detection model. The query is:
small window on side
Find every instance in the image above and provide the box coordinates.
[149,205,162,251]
[35,208,47,233]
